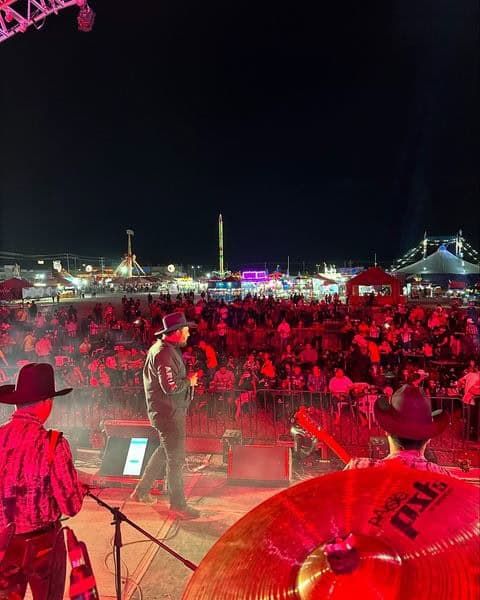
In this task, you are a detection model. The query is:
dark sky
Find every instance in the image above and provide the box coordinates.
[0,0,478,270]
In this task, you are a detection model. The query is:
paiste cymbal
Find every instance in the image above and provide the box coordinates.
[183,465,479,600]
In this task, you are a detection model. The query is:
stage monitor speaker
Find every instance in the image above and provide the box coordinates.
[99,436,160,478]
[227,445,291,487]
[99,420,159,479]
[102,420,157,439]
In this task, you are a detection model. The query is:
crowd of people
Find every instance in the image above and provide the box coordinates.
[2,293,478,591]
[2,338,476,596]
[0,292,479,437]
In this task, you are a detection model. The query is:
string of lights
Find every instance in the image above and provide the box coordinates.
[0,250,116,275]
[393,231,479,270]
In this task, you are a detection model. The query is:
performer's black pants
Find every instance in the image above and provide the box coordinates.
[136,414,187,509]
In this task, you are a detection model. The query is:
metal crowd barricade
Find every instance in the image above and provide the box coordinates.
[185,388,377,447]
[35,386,478,460]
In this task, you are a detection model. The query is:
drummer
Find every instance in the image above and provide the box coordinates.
[344,384,453,476]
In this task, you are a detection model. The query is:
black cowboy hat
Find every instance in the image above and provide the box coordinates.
[374,384,449,441]
[0,363,72,406]
[154,312,197,337]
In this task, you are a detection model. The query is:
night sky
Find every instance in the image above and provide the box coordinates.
[0,1,478,270]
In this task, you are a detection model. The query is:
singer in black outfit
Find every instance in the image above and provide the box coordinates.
[131,312,200,519]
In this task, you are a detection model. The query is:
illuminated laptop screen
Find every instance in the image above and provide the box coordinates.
[122,437,149,476]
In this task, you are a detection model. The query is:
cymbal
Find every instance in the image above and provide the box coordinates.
[183,466,479,600]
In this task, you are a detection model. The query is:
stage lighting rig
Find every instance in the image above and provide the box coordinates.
[77,0,95,32]
[0,0,95,43]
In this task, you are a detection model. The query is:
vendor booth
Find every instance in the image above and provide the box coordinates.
[208,276,242,299]
[0,277,32,301]
[346,267,404,306]
[239,271,340,299]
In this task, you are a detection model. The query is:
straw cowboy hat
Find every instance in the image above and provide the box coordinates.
[374,384,449,440]
[154,312,196,337]
[0,363,72,406]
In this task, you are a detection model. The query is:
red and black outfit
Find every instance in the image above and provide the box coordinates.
[344,449,454,476]
[0,412,86,599]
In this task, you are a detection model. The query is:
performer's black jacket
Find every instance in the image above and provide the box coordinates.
[143,339,191,428]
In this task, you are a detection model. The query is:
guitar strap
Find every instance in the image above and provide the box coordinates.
[47,430,62,465]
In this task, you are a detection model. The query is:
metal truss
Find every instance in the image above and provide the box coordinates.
[393,231,479,270]
[0,0,90,44]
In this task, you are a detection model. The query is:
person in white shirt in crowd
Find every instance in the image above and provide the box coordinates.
[210,363,236,416]
[328,368,353,424]
[277,318,291,351]
[457,366,480,441]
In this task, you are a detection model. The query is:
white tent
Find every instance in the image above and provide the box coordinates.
[394,246,479,275]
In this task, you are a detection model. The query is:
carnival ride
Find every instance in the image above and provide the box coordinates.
[114,229,146,279]
[0,0,94,44]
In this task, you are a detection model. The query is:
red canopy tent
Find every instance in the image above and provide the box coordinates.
[448,281,466,290]
[346,267,404,306]
[0,277,32,301]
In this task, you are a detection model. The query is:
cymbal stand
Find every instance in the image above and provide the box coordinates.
[87,492,197,600]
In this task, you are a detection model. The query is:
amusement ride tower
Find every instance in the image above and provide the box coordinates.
[114,229,146,278]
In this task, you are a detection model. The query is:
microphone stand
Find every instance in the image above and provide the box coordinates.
[87,492,197,600]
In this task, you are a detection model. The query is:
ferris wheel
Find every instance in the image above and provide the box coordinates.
[0,0,94,44]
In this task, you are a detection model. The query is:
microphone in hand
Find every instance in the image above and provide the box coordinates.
[188,372,199,387]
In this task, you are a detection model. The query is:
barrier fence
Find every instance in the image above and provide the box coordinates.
[1,386,476,462]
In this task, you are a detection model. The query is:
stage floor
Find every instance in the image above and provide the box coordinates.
[64,466,284,599]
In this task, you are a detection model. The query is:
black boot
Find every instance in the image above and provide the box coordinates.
[170,504,201,519]
[130,488,157,504]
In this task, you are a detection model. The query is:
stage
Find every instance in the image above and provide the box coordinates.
[64,462,285,599]
[25,453,479,599]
